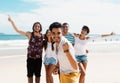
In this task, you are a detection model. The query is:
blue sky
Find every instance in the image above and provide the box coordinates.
[0,0,120,34]
[0,0,40,12]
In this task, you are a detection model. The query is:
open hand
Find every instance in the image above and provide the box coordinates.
[8,15,13,22]
[110,32,115,35]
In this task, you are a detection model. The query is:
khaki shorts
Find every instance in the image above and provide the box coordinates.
[60,72,80,83]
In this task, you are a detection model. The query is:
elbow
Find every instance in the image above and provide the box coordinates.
[16,29,21,33]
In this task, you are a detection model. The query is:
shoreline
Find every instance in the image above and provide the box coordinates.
[1,40,120,57]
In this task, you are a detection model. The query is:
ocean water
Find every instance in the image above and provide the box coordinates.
[0,34,27,40]
[0,34,27,56]
[0,34,120,45]
[0,34,120,57]
[0,34,120,41]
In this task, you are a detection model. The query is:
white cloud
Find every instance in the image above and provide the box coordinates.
[0,0,120,34]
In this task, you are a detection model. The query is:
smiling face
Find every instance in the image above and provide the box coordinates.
[51,28,62,44]
[81,29,88,36]
[46,30,52,37]
[32,22,42,33]
[62,24,69,34]
[49,22,62,44]
[33,24,41,32]
[80,25,90,36]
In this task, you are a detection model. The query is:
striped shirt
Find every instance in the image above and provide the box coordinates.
[64,33,75,45]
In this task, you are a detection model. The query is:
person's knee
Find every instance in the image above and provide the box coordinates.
[47,71,52,76]
[35,73,41,77]
[80,71,86,76]
[27,73,33,78]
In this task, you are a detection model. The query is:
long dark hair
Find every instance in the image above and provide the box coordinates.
[43,29,54,51]
[32,22,42,33]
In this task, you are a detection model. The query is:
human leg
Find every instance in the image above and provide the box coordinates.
[47,64,56,83]
[82,62,87,83]
[27,58,34,83]
[35,58,42,83]
[76,55,88,83]
[35,77,40,83]
[78,62,87,83]
[28,77,33,83]
[45,65,50,83]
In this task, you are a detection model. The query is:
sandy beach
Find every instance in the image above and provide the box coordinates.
[0,41,120,83]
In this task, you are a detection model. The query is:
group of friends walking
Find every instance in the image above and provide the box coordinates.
[8,15,115,83]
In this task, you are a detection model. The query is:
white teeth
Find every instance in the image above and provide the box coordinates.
[55,38,59,40]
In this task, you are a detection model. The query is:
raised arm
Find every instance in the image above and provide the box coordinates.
[101,32,115,37]
[87,32,115,41]
[8,15,30,37]
[62,43,78,70]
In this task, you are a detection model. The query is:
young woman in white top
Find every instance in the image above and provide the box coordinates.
[43,29,57,83]
[74,25,115,83]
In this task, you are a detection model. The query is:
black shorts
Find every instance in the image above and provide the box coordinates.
[27,58,42,77]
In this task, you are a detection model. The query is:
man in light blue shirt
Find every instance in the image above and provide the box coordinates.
[62,23,75,46]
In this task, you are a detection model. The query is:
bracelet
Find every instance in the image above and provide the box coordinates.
[56,66,59,68]
[64,49,69,53]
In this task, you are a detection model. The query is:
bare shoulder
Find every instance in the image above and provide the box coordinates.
[42,33,44,38]
[73,33,79,37]
[26,31,31,36]
[26,31,32,39]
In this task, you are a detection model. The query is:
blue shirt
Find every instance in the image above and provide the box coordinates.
[64,33,75,45]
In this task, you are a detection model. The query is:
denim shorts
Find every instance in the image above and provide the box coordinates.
[75,55,88,62]
[44,57,57,65]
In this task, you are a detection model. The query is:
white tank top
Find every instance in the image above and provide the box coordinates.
[74,36,101,56]
[44,42,57,59]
